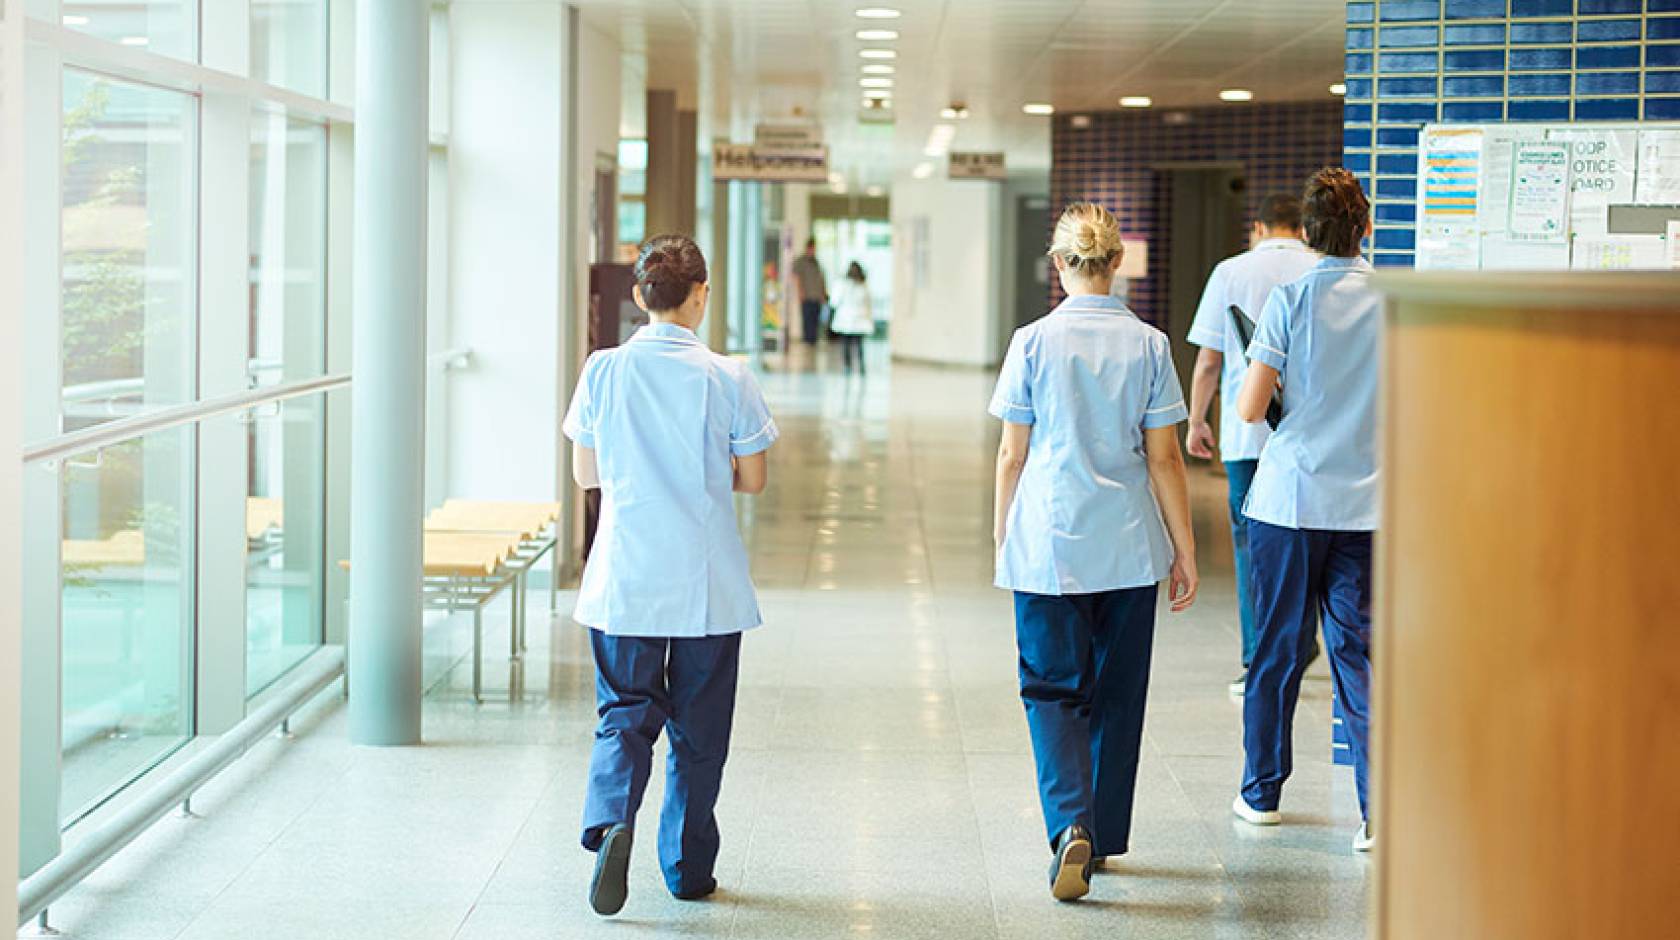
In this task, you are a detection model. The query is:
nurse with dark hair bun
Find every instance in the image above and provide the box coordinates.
[564,234,779,916]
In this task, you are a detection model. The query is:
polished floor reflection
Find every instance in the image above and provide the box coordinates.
[35,350,1368,940]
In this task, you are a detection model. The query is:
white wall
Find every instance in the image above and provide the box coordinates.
[889,176,1006,368]
[447,3,566,500]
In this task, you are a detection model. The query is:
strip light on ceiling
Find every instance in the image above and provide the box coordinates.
[855,7,902,18]
[912,162,935,179]
[923,123,957,157]
[862,64,896,75]
[1329,83,1348,96]
[1120,96,1153,108]
[859,49,897,60]
[1022,102,1055,116]
[856,29,899,41]
[1219,88,1254,102]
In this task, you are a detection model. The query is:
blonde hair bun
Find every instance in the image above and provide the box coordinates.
[1050,203,1123,272]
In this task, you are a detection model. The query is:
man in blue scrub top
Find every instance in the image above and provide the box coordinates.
[1231,169,1380,853]
[564,235,778,915]
[1185,193,1320,695]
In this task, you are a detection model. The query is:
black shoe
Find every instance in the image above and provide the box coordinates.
[672,877,718,901]
[589,824,633,916]
[1048,824,1093,901]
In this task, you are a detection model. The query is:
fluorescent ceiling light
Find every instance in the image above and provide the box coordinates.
[855,7,901,18]
[860,77,894,89]
[62,14,90,25]
[856,29,899,41]
[912,162,935,179]
[940,106,970,120]
[862,64,895,75]
[1329,83,1348,96]
[120,35,150,46]
[1022,102,1055,116]
[1219,88,1254,102]
[1120,96,1153,108]
[866,185,886,197]
[863,88,893,99]
[859,49,897,60]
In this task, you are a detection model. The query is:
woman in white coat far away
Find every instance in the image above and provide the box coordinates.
[830,261,875,375]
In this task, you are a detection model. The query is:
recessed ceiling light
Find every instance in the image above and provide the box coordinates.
[912,162,935,179]
[120,35,150,46]
[1329,83,1348,96]
[862,64,895,75]
[1120,96,1153,108]
[860,77,894,89]
[856,29,899,41]
[1022,102,1055,116]
[62,14,90,25]
[855,7,901,18]
[1219,88,1254,102]
[859,49,897,60]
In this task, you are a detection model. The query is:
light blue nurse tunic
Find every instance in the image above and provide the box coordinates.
[1186,237,1320,461]
[1243,256,1382,532]
[989,294,1189,596]
[562,322,778,637]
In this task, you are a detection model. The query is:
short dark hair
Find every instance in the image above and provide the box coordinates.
[635,234,708,311]
[805,237,817,250]
[1257,192,1303,231]
[1302,168,1370,258]
[846,261,866,282]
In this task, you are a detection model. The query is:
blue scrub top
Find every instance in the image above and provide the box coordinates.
[562,322,779,637]
[1243,256,1381,532]
[989,294,1189,596]
[1186,238,1320,462]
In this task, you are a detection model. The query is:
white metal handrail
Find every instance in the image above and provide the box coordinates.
[22,373,351,466]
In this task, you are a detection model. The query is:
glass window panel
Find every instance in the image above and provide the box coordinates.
[251,0,328,98]
[59,428,194,822]
[61,1,196,62]
[246,112,327,696]
[61,71,197,421]
[59,70,198,822]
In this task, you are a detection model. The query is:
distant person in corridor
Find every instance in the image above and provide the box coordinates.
[792,237,827,345]
[563,235,779,916]
[831,262,874,375]
[1231,168,1379,854]
[990,203,1199,903]
[1185,193,1320,697]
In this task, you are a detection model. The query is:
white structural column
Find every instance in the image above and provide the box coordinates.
[349,0,428,745]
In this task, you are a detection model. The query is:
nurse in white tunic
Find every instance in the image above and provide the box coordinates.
[563,235,778,916]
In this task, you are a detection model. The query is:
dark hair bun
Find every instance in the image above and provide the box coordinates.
[635,235,708,311]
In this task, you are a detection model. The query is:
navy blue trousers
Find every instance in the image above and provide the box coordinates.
[1014,586,1157,857]
[1241,522,1373,818]
[1224,459,1260,666]
[581,630,741,895]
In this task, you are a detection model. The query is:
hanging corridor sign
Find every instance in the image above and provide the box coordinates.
[713,144,829,183]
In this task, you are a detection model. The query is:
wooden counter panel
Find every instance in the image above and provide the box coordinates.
[1376,303,1680,940]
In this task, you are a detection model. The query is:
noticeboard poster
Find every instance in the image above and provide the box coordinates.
[1413,121,1680,271]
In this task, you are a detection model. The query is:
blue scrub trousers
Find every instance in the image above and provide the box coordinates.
[1013,586,1157,857]
[581,630,741,896]
[1224,459,1260,666]
[1241,521,1373,818]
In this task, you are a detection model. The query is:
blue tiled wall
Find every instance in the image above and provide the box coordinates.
[1345,0,1680,267]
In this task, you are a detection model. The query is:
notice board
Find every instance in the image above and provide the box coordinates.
[1414,122,1680,272]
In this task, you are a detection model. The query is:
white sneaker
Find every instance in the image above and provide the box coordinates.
[1352,821,1374,853]
[1231,795,1281,826]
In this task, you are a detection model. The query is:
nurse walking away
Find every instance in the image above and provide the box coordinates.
[1231,168,1380,853]
[1185,193,1321,696]
[562,235,779,916]
[991,203,1200,903]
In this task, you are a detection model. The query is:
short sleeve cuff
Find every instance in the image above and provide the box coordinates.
[731,419,779,457]
[1247,341,1287,372]
[1186,324,1224,350]
[1142,399,1189,429]
[988,398,1034,425]
[562,416,595,449]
